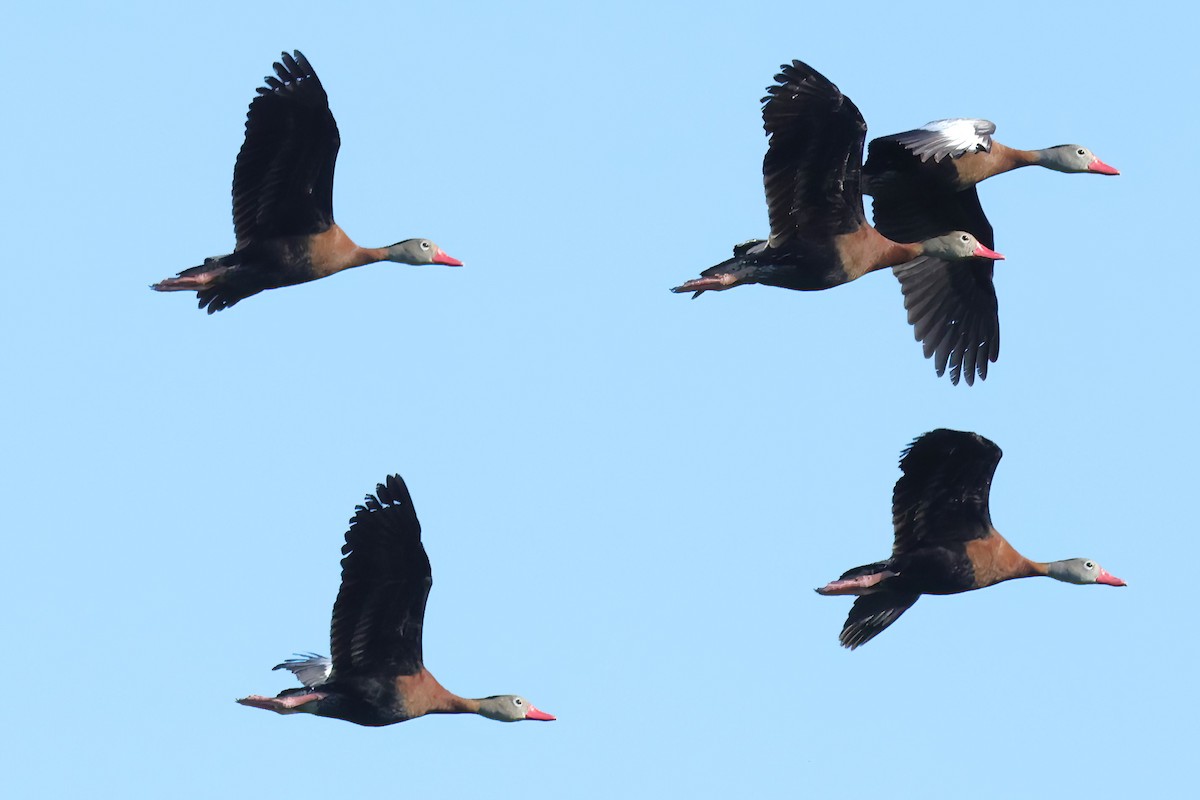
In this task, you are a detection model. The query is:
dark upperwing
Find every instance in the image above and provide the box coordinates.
[760,60,869,249]
[232,50,341,249]
[329,474,431,679]
[890,429,1003,556]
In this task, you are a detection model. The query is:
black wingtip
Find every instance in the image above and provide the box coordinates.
[262,49,321,95]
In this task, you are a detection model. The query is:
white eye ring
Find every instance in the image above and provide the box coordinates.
[961,235,970,242]
[420,241,431,250]
[1085,561,1095,569]
[1077,149,1086,156]
[513,698,523,706]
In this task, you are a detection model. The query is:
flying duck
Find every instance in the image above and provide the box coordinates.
[860,119,1118,384]
[670,61,1003,375]
[818,429,1125,649]
[152,51,462,313]
[237,475,554,726]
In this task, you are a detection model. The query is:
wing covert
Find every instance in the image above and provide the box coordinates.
[891,118,995,163]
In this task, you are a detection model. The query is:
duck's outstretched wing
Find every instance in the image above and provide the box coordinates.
[232,50,341,248]
[839,591,921,649]
[760,60,868,248]
[866,152,1000,386]
[329,475,431,679]
[891,429,1003,555]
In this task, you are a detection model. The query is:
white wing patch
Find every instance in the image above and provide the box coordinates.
[894,119,996,163]
[272,653,333,688]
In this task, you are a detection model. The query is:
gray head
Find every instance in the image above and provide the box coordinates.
[384,239,464,266]
[476,695,556,722]
[1046,557,1127,586]
[921,231,1005,262]
[1039,145,1120,175]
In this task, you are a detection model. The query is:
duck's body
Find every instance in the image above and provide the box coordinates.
[697,227,926,293]
[818,429,1125,649]
[246,664,491,727]
[860,120,1118,383]
[237,475,554,727]
[152,51,462,313]
[670,62,1001,372]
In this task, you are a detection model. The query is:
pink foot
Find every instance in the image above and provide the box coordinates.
[816,571,897,596]
[670,274,738,294]
[237,692,326,714]
[151,270,223,292]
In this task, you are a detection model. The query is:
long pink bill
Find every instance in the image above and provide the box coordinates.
[1096,568,1127,587]
[524,705,556,721]
[973,245,1005,260]
[433,249,465,266]
[1088,158,1120,176]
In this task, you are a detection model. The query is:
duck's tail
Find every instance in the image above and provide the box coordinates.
[151,254,257,313]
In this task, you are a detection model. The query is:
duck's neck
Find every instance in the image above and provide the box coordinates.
[1042,560,1080,584]
[431,695,528,722]
[982,556,1048,587]
[959,142,1040,185]
[1023,559,1052,579]
[351,246,392,269]
[849,228,923,275]
[878,239,925,269]
[427,694,484,716]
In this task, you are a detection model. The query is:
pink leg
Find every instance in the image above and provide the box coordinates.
[670,274,741,294]
[816,571,898,596]
[151,268,227,292]
[237,692,327,714]
[152,274,205,290]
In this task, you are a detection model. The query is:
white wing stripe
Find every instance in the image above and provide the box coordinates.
[893,119,996,162]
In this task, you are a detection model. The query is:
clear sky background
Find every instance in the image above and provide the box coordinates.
[4,1,1196,797]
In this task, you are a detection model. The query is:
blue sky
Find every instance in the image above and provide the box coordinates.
[4,1,1195,797]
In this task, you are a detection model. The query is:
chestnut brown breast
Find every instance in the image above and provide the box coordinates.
[834,225,913,279]
[964,530,1039,588]
[394,669,473,717]
[305,224,368,277]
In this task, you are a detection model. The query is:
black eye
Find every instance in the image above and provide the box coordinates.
[1077,149,1086,156]
[513,698,523,706]
[420,241,431,250]
[1085,561,1095,569]
[960,235,969,242]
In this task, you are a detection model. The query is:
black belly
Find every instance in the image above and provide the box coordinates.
[309,679,411,727]
[891,545,976,595]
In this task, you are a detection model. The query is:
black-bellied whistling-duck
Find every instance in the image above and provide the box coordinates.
[861,120,1118,384]
[817,429,1125,649]
[670,61,1003,350]
[152,51,462,313]
[237,475,554,726]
